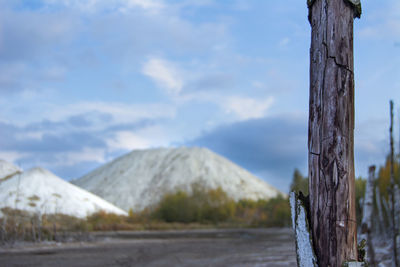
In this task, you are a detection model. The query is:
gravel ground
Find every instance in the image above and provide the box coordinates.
[0,228,296,267]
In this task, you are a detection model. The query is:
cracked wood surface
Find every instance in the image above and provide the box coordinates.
[308,0,358,266]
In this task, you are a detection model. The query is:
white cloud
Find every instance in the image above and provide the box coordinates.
[251,81,265,89]
[278,37,290,47]
[106,131,151,151]
[125,0,164,10]
[223,96,275,120]
[359,21,400,39]
[40,101,176,128]
[60,147,106,166]
[233,0,251,11]
[358,1,400,40]
[106,124,170,152]
[0,151,28,164]
[40,66,67,81]
[15,131,43,141]
[142,57,183,95]
[42,0,164,13]
[0,100,176,129]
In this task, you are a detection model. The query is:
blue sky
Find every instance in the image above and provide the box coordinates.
[0,0,399,192]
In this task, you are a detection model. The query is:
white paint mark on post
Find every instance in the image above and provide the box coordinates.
[290,192,296,230]
[290,192,318,267]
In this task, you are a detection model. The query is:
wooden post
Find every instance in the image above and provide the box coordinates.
[389,100,399,266]
[361,166,376,266]
[307,0,361,265]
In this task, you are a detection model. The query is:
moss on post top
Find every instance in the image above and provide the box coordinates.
[307,0,362,19]
[306,0,315,8]
[346,0,362,18]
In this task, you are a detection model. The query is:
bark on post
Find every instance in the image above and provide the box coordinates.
[389,100,399,266]
[307,0,361,265]
[361,166,376,266]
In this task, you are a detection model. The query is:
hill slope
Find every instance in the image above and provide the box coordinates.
[0,167,127,218]
[0,160,22,181]
[74,147,283,211]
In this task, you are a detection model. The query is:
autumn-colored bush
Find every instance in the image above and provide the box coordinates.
[86,211,133,231]
[153,184,237,224]
[233,196,290,227]
[377,155,400,200]
[151,184,289,226]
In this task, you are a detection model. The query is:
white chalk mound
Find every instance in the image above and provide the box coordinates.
[0,166,127,218]
[74,147,284,211]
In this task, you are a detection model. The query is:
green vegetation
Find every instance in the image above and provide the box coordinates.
[289,168,308,195]
[154,184,236,224]
[133,183,291,228]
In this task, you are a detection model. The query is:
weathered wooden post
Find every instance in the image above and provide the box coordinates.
[361,166,376,266]
[307,0,361,265]
[389,100,399,266]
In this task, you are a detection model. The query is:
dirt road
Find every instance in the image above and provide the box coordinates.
[0,228,296,267]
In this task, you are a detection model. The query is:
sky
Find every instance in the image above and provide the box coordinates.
[0,0,399,193]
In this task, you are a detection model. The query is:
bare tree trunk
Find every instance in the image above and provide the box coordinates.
[361,166,376,266]
[53,221,57,241]
[375,187,385,235]
[307,0,361,265]
[1,215,7,244]
[31,217,36,242]
[37,213,42,242]
[396,185,400,231]
[383,197,393,230]
[389,100,399,266]
[395,184,400,263]
[12,173,22,244]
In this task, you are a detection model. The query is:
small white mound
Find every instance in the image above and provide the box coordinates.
[74,147,284,211]
[0,167,127,218]
[0,160,22,181]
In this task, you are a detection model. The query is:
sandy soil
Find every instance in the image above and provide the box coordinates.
[0,228,296,267]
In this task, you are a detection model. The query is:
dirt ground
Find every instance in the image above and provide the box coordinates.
[0,228,296,267]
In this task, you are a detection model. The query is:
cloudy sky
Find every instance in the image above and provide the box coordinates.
[0,0,399,192]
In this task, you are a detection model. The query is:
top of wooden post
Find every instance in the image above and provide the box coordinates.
[307,0,362,20]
